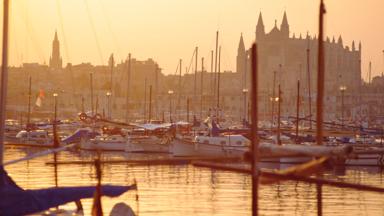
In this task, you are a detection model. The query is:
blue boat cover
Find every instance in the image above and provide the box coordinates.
[0,166,135,215]
[61,128,100,144]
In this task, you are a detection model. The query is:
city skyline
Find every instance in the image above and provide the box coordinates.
[4,0,384,80]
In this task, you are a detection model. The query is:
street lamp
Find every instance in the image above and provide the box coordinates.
[106,92,111,119]
[339,85,347,128]
[52,93,59,147]
[242,88,248,121]
[168,90,174,122]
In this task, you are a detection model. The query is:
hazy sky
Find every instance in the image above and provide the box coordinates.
[5,0,384,79]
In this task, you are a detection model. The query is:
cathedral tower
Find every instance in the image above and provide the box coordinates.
[49,31,62,69]
[280,11,289,38]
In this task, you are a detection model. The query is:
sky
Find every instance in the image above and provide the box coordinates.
[4,0,384,79]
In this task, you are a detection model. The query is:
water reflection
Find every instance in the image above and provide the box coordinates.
[4,146,384,215]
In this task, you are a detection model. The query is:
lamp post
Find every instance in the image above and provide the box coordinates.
[168,90,174,122]
[339,86,347,128]
[53,93,59,148]
[242,88,248,121]
[106,92,111,120]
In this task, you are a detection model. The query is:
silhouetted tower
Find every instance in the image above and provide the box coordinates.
[237,33,246,77]
[280,11,289,38]
[49,31,62,69]
[255,12,265,42]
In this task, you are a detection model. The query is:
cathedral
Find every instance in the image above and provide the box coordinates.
[49,31,63,69]
[237,12,361,99]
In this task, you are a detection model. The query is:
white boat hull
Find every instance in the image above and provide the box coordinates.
[171,137,247,157]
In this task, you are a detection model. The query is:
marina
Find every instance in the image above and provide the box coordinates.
[1,0,384,215]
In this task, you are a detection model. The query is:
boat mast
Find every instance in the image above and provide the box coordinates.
[306,43,312,129]
[144,78,147,122]
[109,54,114,119]
[296,80,300,142]
[90,72,94,116]
[126,53,131,123]
[149,85,152,122]
[194,46,198,116]
[200,57,204,119]
[27,76,32,130]
[217,46,221,121]
[0,0,10,165]
[178,59,182,120]
[213,31,219,109]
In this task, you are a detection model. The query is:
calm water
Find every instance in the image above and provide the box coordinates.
[4,146,384,216]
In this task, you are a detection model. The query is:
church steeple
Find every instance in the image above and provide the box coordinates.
[280,11,289,38]
[237,33,246,74]
[49,30,62,69]
[238,33,245,53]
[256,12,265,41]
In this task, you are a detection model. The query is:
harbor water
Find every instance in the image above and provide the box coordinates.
[5,146,384,215]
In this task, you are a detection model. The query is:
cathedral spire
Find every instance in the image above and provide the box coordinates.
[257,12,264,27]
[238,33,245,53]
[337,35,343,46]
[352,40,355,51]
[280,11,289,38]
[49,30,62,69]
[256,12,265,41]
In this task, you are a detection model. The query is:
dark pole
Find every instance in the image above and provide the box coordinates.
[200,57,204,119]
[341,88,345,128]
[277,85,282,145]
[250,43,259,216]
[210,50,214,101]
[316,1,326,215]
[307,46,312,129]
[0,0,10,165]
[243,90,247,120]
[217,46,221,122]
[296,80,300,142]
[27,76,31,130]
[53,94,59,148]
[149,85,152,122]
[90,72,94,116]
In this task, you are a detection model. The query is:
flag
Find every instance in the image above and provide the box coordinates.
[35,89,45,107]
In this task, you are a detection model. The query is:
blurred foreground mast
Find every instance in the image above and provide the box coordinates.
[250,43,259,216]
[0,0,9,165]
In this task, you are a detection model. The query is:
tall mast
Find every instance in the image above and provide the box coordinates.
[90,72,94,116]
[155,64,159,119]
[0,0,10,165]
[213,31,219,108]
[194,46,198,115]
[200,57,204,119]
[210,50,214,102]
[126,53,131,123]
[149,85,152,122]
[109,54,114,119]
[217,46,221,120]
[296,80,300,142]
[144,78,147,122]
[178,59,182,116]
[306,44,312,129]
[27,76,32,130]
[316,0,326,146]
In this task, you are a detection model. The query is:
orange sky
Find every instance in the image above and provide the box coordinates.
[4,0,384,79]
